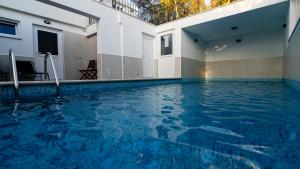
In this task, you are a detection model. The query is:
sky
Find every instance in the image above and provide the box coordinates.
[205,0,211,6]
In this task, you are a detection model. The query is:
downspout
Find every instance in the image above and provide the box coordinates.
[120,23,124,79]
[118,12,124,79]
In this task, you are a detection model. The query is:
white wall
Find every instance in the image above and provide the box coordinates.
[1,0,156,80]
[121,12,156,58]
[0,0,89,28]
[181,30,206,61]
[284,23,300,81]
[0,0,288,80]
[156,29,179,78]
[287,0,300,38]
[44,0,156,57]
[154,0,287,78]
[0,7,89,57]
[156,0,287,33]
[206,30,284,62]
[284,0,300,82]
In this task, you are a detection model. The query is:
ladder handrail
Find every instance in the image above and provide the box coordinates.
[9,49,19,97]
[45,52,60,94]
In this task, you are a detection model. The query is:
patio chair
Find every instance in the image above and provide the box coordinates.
[0,69,9,81]
[16,61,46,81]
[79,60,97,80]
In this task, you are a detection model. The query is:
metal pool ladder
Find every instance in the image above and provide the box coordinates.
[44,52,60,95]
[9,49,19,98]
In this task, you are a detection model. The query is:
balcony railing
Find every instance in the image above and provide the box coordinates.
[93,0,239,25]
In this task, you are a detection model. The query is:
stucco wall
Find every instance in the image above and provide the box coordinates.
[206,57,283,79]
[0,0,290,81]
[205,30,284,79]
[284,0,300,85]
[64,32,97,80]
[0,4,89,58]
[181,30,206,61]
[155,0,287,79]
[180,30,206,78]
[100,54,143,80]
[284,29,300,81]
[1,0,156,80]
[101,54,122,80]
[181,58,206,78]
[124,56,143,79]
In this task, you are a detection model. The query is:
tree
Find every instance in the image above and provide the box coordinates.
[187,0,208,14]
[159,0,209,17]
[210,0,234,8]
[133,0,237,24]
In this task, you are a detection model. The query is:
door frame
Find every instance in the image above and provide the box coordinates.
[142,33,155,78]
[33,25,64,79]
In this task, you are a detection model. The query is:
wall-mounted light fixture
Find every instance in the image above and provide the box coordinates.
[235,39,242,43]
[44,19,51,25]
[231,26,238,30]
[283,24,287,28]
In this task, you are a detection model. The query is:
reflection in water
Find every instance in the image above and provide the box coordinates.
[0,82,300,168]
[35,96,68,146]
[11,99,19,121]
[197,125,244,138]
[217,141,273,157]
[154,137,262,169]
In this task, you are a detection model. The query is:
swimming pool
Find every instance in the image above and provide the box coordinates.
[0,81,299,169]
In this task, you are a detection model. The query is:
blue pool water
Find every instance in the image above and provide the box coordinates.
[0,81,300,169]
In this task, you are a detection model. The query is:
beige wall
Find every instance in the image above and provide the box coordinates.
[181,57,206,78]
[206,56,283,79]
[124,56,143,79]
[64,32,97,80]
[177,56,283,80]
[202,30,284,79]
[178,30,284,79]
[101,54,122,80]
[100,54,143,80]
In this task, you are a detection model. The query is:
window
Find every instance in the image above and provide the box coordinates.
[161,34,173,56]
[38,30,58,55]
[0,20,17,36]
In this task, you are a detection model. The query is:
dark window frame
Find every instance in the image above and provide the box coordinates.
[37,30,59,55]
[0,19,18,36]
[161,34,173,56]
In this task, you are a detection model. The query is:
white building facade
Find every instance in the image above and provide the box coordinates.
[0,0,299,83]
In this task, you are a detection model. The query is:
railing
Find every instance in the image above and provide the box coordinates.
[8,49,19,98]
[44,52,60,95]
[93,0,239,25]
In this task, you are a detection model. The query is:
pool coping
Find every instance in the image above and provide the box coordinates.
[0,77,285,86]
[0,78,181,86]
[0,78,184,101]
[1,78,299,101]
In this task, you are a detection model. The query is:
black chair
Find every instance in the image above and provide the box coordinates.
[79,60,97,80]
[0,69,9,81]
[16,61,46,81]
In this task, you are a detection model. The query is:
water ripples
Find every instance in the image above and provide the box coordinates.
[0,82,300,168]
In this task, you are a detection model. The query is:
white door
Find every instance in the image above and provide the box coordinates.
[142,34,155,78]
[33,26,64,80]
